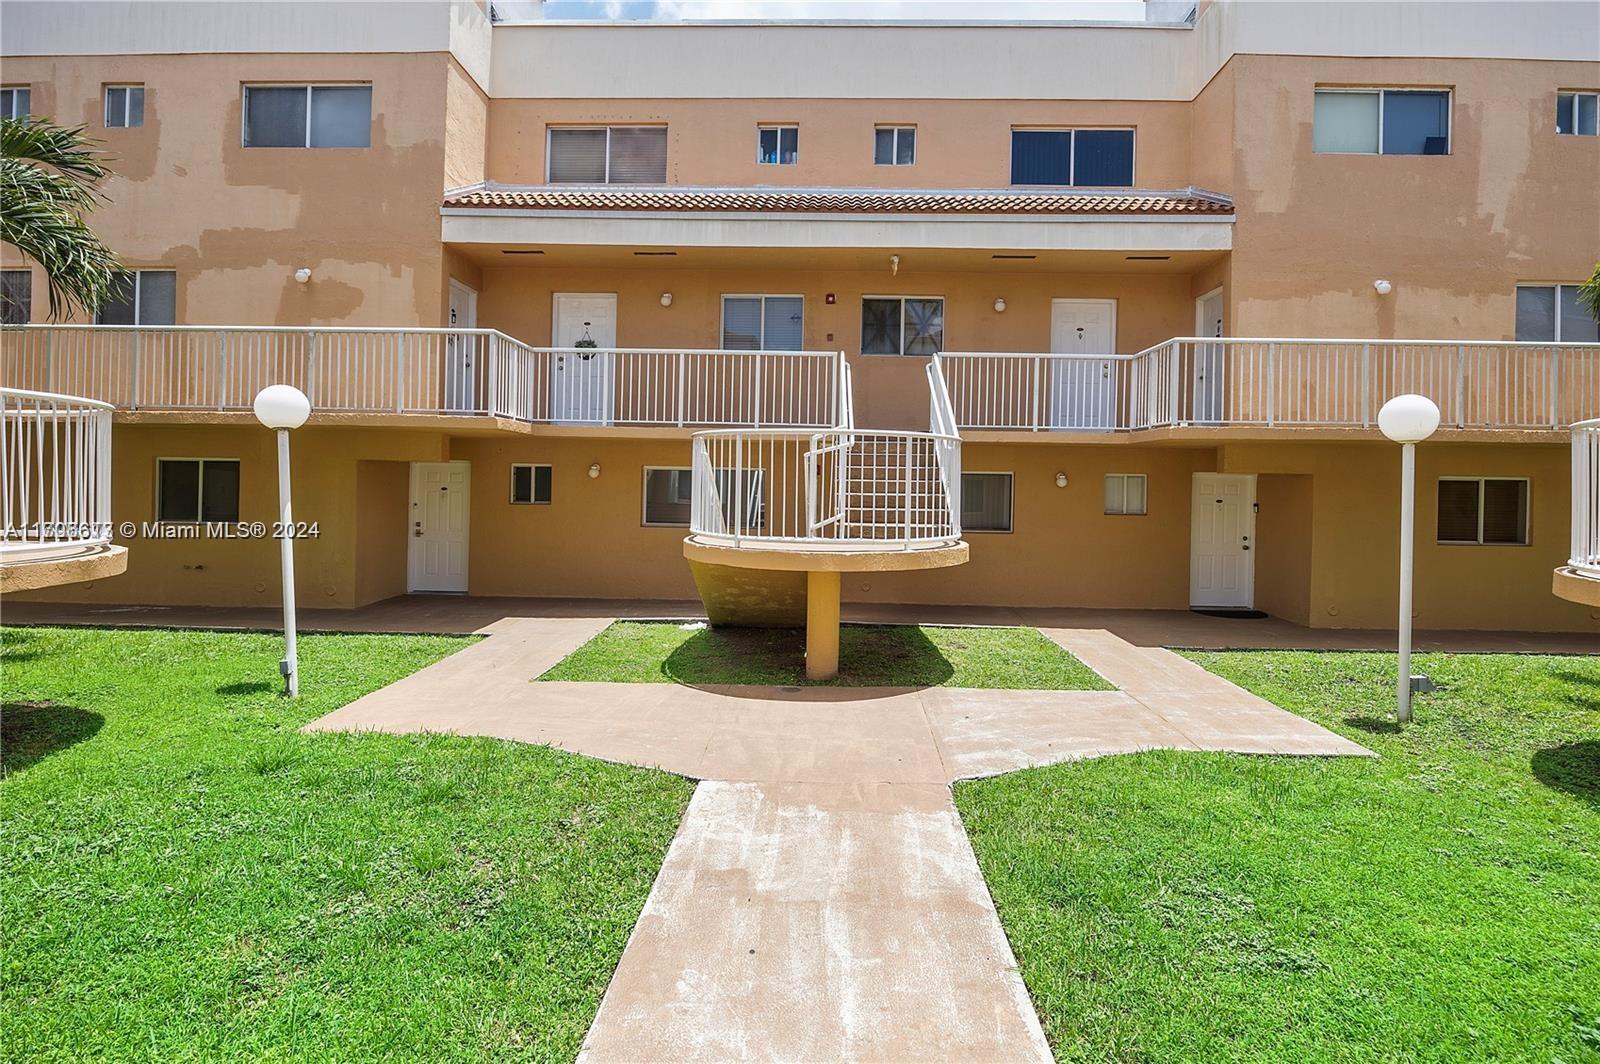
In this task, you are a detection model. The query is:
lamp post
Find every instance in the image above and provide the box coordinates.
[1377,393,1440,723]
[253,385,312,696]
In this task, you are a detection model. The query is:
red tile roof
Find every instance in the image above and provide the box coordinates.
[442,185,1234,216]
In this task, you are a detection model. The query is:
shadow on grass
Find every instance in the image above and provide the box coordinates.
[1,701,104,777]
[216,680,277,696]
[663,624,955,689]
[1343,716,1402,735]
[1531,740,1600,807]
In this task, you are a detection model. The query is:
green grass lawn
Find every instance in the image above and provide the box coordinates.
[1,626,695,1063]
[537,621,1112,690]
[956,651,1600,1063]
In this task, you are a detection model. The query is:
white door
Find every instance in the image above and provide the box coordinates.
[552,293,617,425]
[1194,288,1225,424]
[1190,473,1256,609]
[409,462,470,593]
[446,280,478,413]
[1049,299,1116,430]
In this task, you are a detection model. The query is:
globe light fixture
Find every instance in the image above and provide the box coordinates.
[294,267,312,284]
[994,298,1007,313]
[1373,279,1392,295]
[1378,393,1441,723]
[253,384,312,696]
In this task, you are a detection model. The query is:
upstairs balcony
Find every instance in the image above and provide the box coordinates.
[1555,418,1600,607]
[0,326,844,432]
[938,337,1600,437]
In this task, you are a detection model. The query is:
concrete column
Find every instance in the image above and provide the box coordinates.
[805,569,842,680]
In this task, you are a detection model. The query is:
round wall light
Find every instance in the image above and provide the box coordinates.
[588,463,602,479]
[1054,472,1068,488]
[660,292,673,307]
[994,298,1007,313]
[1373,279,1393,295]
[294,267,312,285]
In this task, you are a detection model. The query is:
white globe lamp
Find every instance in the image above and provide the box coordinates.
[253,384,312,696]
[253,384,311,431]
[1378,393,1440,723]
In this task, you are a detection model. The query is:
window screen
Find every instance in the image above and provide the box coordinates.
[875,126,915,165]
[1381,90,1450,155]
[0,87,30,120]
[0,270,30,325]
[548,128,608,182]
[1313,91,1380,153]
[608,127,667,183]
[1011,130,1072,185]
[105,86,145,128]
[1314,89,1449,154]
[1516,284,1600,342]
[1104,474,1148,515]
[960,473,1013,532]
[862,298,943,356]
[96,270,176,326]
[243,86,309,147]
[308,86,372,148]
[643,468,694,525]
[511,464,552,504]
[244,85,370,148]
[157,459,240,523]
[1438,478,1528,545]
[1072,129,1134,185]
[1556,92,1598,135]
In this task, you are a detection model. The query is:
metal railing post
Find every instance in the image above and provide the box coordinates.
[1169,342,1182,426]
[218,331,229,411]
[1265,342,1277,427]
[676,350,687,427]
[1551,347,1562,429]
[733,433,744,549]
[130,331,141,411]
[45,329,55,394]
[396,333,406,413]
[1455,344,1467,427]
[902,441,913,550]
[1360,342,1371,427]
[305,330,318,407]
[1031,357,1042,431]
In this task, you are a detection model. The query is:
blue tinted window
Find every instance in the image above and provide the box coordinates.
[1072,129,1135,186]
[1011,130,1072,185]
[1381,90,1450,155]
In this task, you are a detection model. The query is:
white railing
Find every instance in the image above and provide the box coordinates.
[1572,418,1600,579]
[938,338,1600,432]
[1,387,114,563]
[0,326,843,429]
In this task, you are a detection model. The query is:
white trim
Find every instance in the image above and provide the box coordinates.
[103,83,143,128]
[1312,87,1452,156]
[447,278,478,330]
[861,294,946,357]
[756,123,799,165]
[719,293,805,350]
[1189,472,1256,610]
[1050,297,1118,353]
[1195,285,1224,337]
[545,124,669,184]
[407,460,471,594]
[873,125,916,166]
[1514,282,1593,342]
[509,462,552,505]
[1103,472,1148,515]
[1436,475,1532,546]
[959,470,1014,533]
[241,83,372,149]
[641,465,695,527]
[154,456,240,524]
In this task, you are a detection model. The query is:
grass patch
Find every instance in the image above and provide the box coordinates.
[956,651,1600,1063]
[1,626,695,1062]
[537,621,1112,690]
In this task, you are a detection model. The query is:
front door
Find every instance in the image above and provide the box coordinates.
[552,293,617,425]
[408,461,470,593]
[445,280,478,413]
[1194,288,1225,424]
[1048,299,1116,430]
[1190,473,1256,609]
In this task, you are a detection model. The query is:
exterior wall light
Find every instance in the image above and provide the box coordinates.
[1378,392,1441,725]
[660,293,673,307]
[294,267,312,284]
[1373,279,1392,295]
[994,298,1007,313]
[252,384,312,698]
[1054,472,1068,488]
[588,463,601,479]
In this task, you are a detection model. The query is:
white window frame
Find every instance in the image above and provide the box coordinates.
[241,83,372,149]
[96,269,176,325]
[720,294,805,350]
[1009,126,1137,186]
[642,466,695,527]
[545,125,668,184]
[959,471,1014,534]
[1313,87,1453,156]
[155,457,241,524]
[756,124,799,165]
[874,125,916,166]
[1515,282,1594,342]
[510,463,552,505]
[1104,473,1148,516]
[104,84,144,128]
[1556,90,1599,135]
[0,86,29,119]
[1436,476,1530,546]
[860,294,946,357]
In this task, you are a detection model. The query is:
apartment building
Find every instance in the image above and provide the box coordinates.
[1,0,1597,633]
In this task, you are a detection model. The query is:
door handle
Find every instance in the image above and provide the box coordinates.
[414,521,423,538]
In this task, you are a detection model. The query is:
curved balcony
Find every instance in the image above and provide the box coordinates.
[1555,418,1600,607]
[1,387,126,591]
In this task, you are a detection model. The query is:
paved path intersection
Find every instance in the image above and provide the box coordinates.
[306,617,1370,1062]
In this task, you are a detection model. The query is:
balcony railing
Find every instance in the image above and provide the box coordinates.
[1572,419,1600,580]
[0,326,844,429]
[938,338,1600,432]
[1,387,114,563]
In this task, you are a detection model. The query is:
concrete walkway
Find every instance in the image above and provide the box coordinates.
[302,616,1370,1063]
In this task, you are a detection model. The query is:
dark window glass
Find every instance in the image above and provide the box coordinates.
[533,465,552,504]
[1481,479,1528,545]
[861,298,902,354]
[548,128,608,182]
[1557,92,1576,134]
[96,275,138,325]
[1558,284,1600,343]
[1581,93,1599,136]
[1515,286,1556,342]
[308,86,371,148]
[1381,90,1450,155]
[874,127,895,165]
[1072,129,1135,186]
[243,86,308,147]
[157,460,201,522]
[1011,130,1072,185]
[137,271,176,326]
[896,128,915,165]
[1436,479,1480,542]
[607,127,668,183]
[903,298,944,356]
[758,127,797,164]
[960,473,1013,532]
[512,465,552,504]
[0,270,30,324]
[200,460,240,522]
[643,468,693,525]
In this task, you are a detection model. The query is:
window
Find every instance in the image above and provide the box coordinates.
[0,87,29,120]
[1515,284,1600,342]
[511,464,552,505]
[758,125,798,165]
[243,85,371,148]
[1104,474,1148,515]
[861,297,944,356]
[548,126,667,183]
[721,295,803,350]
[643,467,694,526]
[960,473,1013,533]
[1,270,30,325]
[1313,89,1450,155]
[104,85,145,128]
[1437,477,1529,545]
[1010,128,1134,186]
[157,459,240,523]
[874,126,915,165]
[96,270,175,325]
[1557,91,1598,136]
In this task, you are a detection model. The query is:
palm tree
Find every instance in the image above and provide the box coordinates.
[0,116,125,320]
[1578,261,1600,324]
